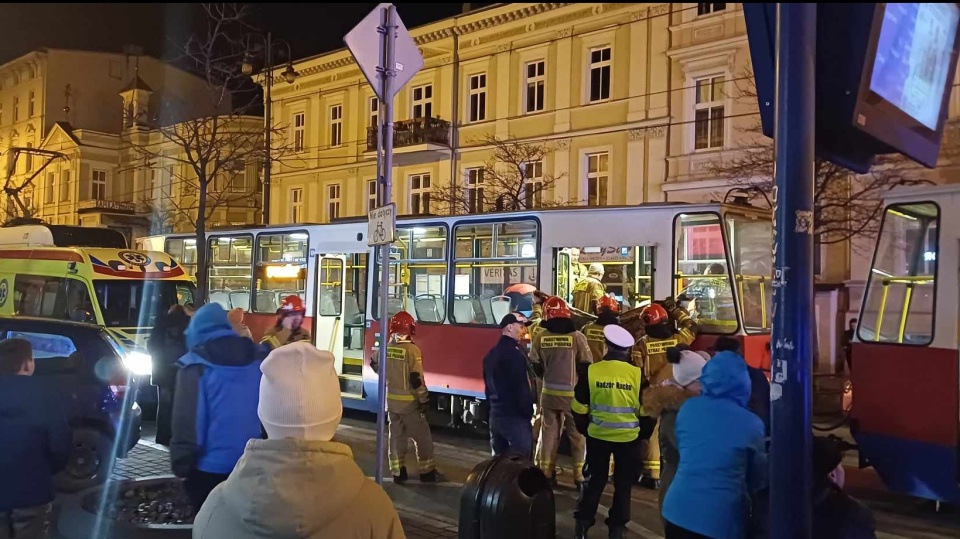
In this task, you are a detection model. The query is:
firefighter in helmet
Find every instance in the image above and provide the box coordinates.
[530,296,592,488]
[370,311,443,483]
[260,295,312,350]
[636,298,698,487]
[572,263,606,313]
[581,295,621,363]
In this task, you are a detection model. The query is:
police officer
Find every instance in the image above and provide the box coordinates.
[261,295,312,350]
[581,295,620,363]
[572,325,654,539]
[531,296,592,488]
[370,312,443,483]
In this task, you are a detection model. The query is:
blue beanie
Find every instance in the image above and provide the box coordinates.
[185,303,236,350]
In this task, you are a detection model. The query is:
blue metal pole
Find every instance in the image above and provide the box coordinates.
[770,3,816,539]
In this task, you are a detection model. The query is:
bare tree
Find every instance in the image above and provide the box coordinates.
[704,73,933,246]
[432,135,573,215]
[2,147,66,224]
[127,3,289,295]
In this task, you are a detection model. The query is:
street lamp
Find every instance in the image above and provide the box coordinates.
[242,32,298,225]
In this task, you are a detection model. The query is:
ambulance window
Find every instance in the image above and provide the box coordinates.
[859,202,939,345]
[14,275,63,318]
[254,232,308,313]
[451,220,539,326]
[207,235,254,310]
[373,225,448,323]
[673,213,738,334]
[63,279,95,323]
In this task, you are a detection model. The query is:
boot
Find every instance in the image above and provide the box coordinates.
[608,525,626,539]
[393,466,408,484]
[420,469,446,483]
[574,520,590,539]
[638,475,659,490]
[547,475,558,490]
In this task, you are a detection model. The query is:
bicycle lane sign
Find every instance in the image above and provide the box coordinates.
[367,202,397,246]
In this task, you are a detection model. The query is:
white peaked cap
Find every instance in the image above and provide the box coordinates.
[603,324,636,349]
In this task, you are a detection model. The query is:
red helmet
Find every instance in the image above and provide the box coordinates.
[596,295,620,315]
[640,304,669,326]
[389,311,416,336]
[278,295,306,314]
[543,296,571,320]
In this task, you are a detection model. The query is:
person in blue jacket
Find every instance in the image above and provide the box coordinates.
[662,351,768,539]
[483,313,535,458]
[170,303,265,510]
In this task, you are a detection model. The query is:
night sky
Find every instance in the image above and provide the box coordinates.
[0,3,494,66]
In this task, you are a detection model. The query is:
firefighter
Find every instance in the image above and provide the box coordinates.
[581,295,620,363]
[569,248,589,290]
[531,296,592,488]
[572,263,606,313]
[571,324,655,539]
[527,291,548,458]
[370,312,443,484]
[636,298,699,487]
[260,295,312,350]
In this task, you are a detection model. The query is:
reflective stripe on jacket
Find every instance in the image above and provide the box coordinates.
[384,341,427,413]
[571,359,642,443]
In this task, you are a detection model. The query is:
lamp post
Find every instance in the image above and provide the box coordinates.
[242,32,298,225]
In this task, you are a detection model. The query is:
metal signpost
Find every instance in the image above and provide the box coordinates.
[345,3,423,485]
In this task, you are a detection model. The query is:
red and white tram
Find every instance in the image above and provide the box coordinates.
[138,201,773,427]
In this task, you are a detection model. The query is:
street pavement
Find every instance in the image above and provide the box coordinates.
[74,418,960,539]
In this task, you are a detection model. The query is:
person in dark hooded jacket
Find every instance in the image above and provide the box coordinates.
[714,336,770,434]
[148,303,194,446]
[812,436,876,539]
[171,303,265,509]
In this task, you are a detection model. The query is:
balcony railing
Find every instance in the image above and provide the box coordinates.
[366,117,451,152]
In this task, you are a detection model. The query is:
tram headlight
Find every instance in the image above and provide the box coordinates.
[122,351,154,376]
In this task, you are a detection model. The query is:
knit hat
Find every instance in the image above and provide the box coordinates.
[672,350,707,387]
[185,303,236,349]
[258,341,343,441]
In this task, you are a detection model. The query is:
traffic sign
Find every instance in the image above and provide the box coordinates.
[368,202,396,246]
[344,3,424,102]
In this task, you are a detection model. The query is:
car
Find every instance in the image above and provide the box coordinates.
[0,316,143,492]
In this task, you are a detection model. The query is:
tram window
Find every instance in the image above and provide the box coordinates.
[726,213,773,333]
[165,238,198,277]
[344,254,367,353]
[318,258,343,316]
[253,233,308,313]
[208,235,254,310]
[674,213,737,334]
[373,225,447,323]
[859,202,939,346]
[568,246,654,311]
[452,220,539,325]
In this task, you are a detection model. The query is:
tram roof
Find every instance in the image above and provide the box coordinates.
[882,183,960,203]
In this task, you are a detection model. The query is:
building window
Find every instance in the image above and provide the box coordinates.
[163,165,173,198]
[330,105,343,147]
[13,97,19,122]
[468,74,487,123]
[59,170,70,202]
[25,142,33,172]
[92,169,107,201]
[369,97,379,128]
[290,187,303,223]
[698,3,726,16]
[327,183,341,220]
[367,180,378,212]
[293,112,305,152]
[522,161,544,209]
[412,85,433,119]
[465,167,484,213]
[410,173,431,215]
[28,90,35,118]
[586,152,609,206]
[694,75,725,150]
[588,47,612,103]
[148,169,158,198]
[525,61,546,113]
[44,172,54,204]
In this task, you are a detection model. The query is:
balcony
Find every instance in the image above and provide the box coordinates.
[366,117,451,154]
[77,199,138,215]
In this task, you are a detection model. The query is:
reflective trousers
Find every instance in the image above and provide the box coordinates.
[644,420,661,480]
[575,436,640,530]
[388,411,435,475]
[535,407,585,481]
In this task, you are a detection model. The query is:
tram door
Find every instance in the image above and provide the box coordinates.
[315,255,347,376]
[555,250,572,302]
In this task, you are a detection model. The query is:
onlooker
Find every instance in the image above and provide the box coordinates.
[483,313,535,458]
[148,303,194,446]
[193,342,406,539]
[662,351,767,539]
[714,336,770,434]
[642,349,707,511]
[812,436,877,539]
[0,338,71,539]
[171,303,264,510]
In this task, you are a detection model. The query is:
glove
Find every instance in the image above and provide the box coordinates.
[662,296,678,312]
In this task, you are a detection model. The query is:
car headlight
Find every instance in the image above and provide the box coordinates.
[122,351,154,376]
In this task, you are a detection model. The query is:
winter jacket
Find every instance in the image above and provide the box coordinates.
[483,336,535,420]
[812,483,877,539]
[530,318,592,411]
[662,351,768,539]
[147,308,191,388]
[193,438,406,539]
[171,304,265,477]
[0,375,71,510]
[372,339,428,414]
[642,384,695,512]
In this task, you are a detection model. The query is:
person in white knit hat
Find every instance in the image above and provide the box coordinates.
[193,341,407,539]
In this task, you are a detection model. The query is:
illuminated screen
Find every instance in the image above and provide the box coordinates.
[869,2,960,129]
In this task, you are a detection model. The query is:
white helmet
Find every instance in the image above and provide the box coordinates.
[588,263,605,276]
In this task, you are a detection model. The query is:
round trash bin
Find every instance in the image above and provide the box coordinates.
[458,454,555,539]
